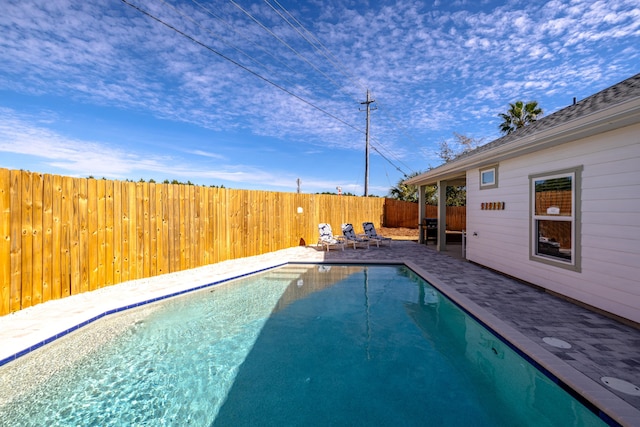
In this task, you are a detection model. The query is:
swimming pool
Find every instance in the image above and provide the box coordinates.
[0,264,606,426]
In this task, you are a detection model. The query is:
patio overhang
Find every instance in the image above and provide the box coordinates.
[405,86,640,254]
[410,173,467,252]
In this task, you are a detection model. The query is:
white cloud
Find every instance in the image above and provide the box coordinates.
[0,109,172,177]
[1,0,638,185]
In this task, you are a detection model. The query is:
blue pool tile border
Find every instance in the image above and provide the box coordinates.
[0,263,286,368]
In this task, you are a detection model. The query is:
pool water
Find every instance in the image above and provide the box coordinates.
[0,265,605,426]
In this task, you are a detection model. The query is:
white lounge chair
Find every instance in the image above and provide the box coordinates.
[317,223,345,251]
[341,223,370,249]
[362,222,392,246]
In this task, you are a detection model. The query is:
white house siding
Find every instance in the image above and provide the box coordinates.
[465,122,640,324]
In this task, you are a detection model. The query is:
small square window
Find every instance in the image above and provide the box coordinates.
[479,166,498,189]
[481,169,494,185]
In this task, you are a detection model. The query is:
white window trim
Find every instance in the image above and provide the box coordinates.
[479,165,498,190]
[529,166,582,272]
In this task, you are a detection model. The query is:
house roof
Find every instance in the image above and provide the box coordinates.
[406,72,640,186]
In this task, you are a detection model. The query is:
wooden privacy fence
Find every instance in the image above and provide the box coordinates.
[384,200,467,231]
[0,168,388,315]
[384,198,418,228]
[425,206,467,231]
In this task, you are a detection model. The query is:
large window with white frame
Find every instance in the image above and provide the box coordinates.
[529,167,581,271]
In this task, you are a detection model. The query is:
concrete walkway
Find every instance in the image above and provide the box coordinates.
[1,240,639,425]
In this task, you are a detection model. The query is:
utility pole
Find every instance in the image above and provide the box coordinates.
[360,90,376,196]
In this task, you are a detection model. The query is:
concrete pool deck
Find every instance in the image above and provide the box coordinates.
[1,240,639,425]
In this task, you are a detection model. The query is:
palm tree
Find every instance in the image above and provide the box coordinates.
[498,100,543,135]
[389,171,427,202]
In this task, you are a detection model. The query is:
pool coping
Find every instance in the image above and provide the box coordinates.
[1,245,638,426]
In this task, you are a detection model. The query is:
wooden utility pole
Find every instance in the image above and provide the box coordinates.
[360,90,376,196]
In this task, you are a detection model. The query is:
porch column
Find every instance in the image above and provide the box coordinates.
[437,180,447,252]
[418,184,426,244]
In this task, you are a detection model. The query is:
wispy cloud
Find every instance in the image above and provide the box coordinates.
[0,0,638,190]
[0,109,174,177]
[0,108,308,190]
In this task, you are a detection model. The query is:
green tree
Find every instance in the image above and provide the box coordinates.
[388,171,422,202]
[433,133,481,206]
[498,100,543,135]
[437,133,482,163]
[445,186,466,206]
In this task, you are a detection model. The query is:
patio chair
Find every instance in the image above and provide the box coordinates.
[341,223,370,249]
[317,223,345,251]
[362,222,392,246]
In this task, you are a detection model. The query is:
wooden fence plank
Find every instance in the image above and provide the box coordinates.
[0,169,12,315]
[212,187,220,263]
[194,186,203,268]
[149,183,157,276]
[70,178,81,295]
[210,187,219,263]
[229,190,240,259]
[178,184,187,271]
[60,176,72,298]
[201,187,210,265]
[168,184,178,273]
[127,182,137,281]
[135,183,144,279]
[96,179,106,289]
[20,171,33,309]
[31,173,44,306]
[188,185,196,269]
[51,175,62,301]
[120,182,130,282]
[105,179,114,287]
[9,170,22,312]
[87,179,98,291]
[78,178,89,294]
[158,184,169,275]
[9,171,22,312]
[112,180,122,285]
[41,174,53,305]
[141,182,150,278]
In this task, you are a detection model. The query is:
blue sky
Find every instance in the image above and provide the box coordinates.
[1,0,639,196]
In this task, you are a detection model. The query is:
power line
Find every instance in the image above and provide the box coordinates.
[264,0,419,173]
[265,0,366,98]
[158,0,333,110]
[259,1,415,176]
[120,0,362,134]
[122,0,413,178]
[228,0,348,96]
[189,0,308,82]
[260,1,416,176]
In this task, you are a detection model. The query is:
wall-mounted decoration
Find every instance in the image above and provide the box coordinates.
[481,202,505,210]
